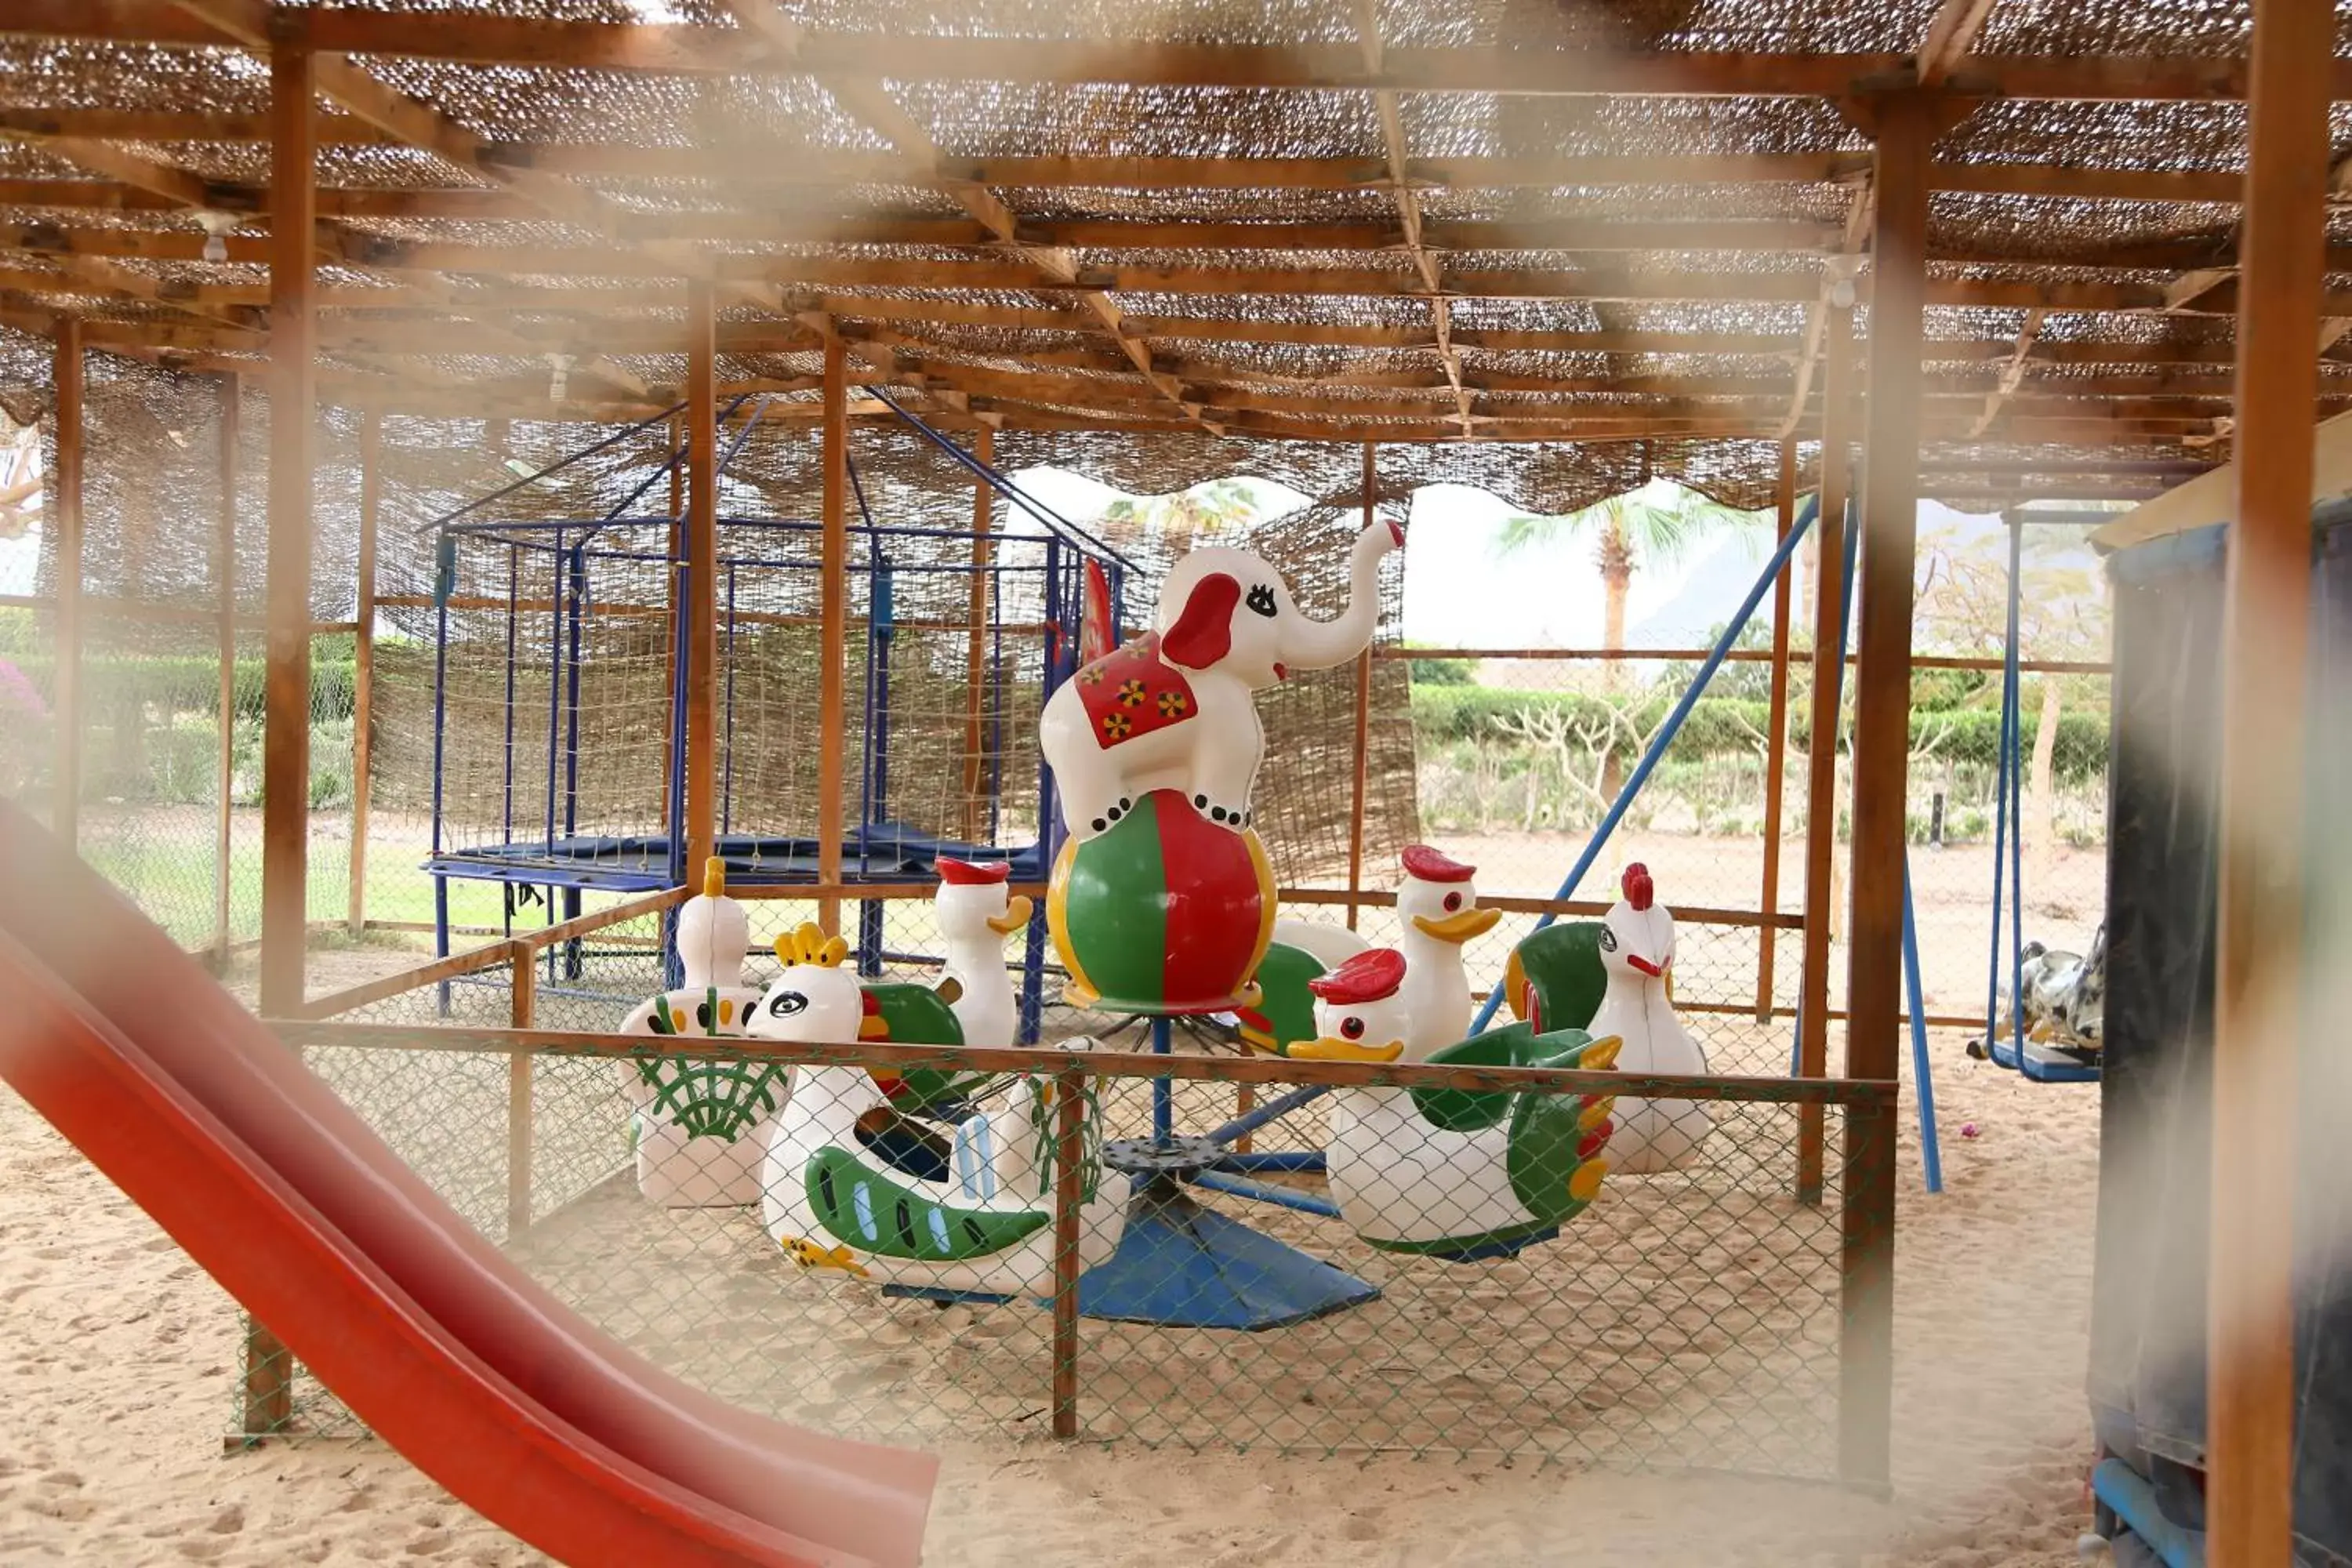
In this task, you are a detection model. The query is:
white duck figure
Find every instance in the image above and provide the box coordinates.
[1584,863,1713,1174]
[614,858,779,1208]
[1254,844,1500,1059]
[1291,949,1618,1260]
[932,858,1033,1050]
[754,924,1127,1297]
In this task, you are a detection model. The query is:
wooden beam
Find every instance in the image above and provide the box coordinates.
[682,281,718,873]
[49,314,83,848]
[245,34,314,1446]
[1755,438,1798,1020]
[958,427,995,844]
[1917,0,2002,88]
[2207,0,2332,1558]
[1796,299,1856,1207]
[817,338,848,936]
[1839,89,1932,1493]
[1969,308,2045,437]
[8,8,2340,102]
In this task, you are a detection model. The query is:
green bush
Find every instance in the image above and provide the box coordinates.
[1410,684,2110,786]
[7,655,358,724]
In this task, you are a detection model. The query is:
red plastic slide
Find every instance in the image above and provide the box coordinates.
[0,804,935,1568]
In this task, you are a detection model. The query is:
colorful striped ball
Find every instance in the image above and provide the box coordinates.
[1047,788,1277,1016]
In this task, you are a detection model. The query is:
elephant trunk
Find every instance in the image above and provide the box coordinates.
[1276,521,1401,671]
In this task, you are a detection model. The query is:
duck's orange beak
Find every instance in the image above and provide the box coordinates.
[1290,1035,1405,1063]
[986,895,1034,937]
[1411,907,1501,946]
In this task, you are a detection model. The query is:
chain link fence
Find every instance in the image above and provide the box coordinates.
[255,949,1888,1484]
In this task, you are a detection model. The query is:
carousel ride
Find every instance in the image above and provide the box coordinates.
[612,519,1718,1329]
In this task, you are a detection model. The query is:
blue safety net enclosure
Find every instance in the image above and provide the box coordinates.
[365,399,1115,953]
[363,398,1422,998]
[2086,500,2352,1568]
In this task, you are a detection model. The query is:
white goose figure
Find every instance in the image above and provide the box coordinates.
[1292,949,1617,1258]
[615,858,778,1208]
[755,924,1127,1297]
[1255,844,1498,1058]
[932,858,1033,1050]
[1583,863,1712,1174]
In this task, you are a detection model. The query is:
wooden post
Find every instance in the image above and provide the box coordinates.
[959,427,996,844]
[260,38,315,1018]
[2208,0,2331,1555]
[1049,1065,1086,1439]
[1796,303,1856,1207]
[1345,441,1376,930]
[1838,89,1931,1491]
[660,412,683,833]
[817,339,848,936]
[1755,437,1798,1020]
[346,409,379,937]
[245,34,314,1443]
[49,315,82,848]
[683,284,719,873]
[213,376,238,966]
[506,942,536,1239]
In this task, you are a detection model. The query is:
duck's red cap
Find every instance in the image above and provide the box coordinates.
[938,858,1011,886]
[1399,844,1475,884]
[1307,947,1407,1006]
[1622,862,1655,912]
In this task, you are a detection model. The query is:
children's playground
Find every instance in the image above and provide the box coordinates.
[1,5,2348,1566]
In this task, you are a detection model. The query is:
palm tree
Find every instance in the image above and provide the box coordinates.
[1494,482,1747,691]
[1102,479,1259,543]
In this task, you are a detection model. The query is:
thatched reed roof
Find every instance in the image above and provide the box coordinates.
[0,0,2340,506]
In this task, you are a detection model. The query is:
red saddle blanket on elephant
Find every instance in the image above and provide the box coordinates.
[1073,634,1197,750]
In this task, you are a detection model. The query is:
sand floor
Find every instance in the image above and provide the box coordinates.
[0,1028,2103,1566]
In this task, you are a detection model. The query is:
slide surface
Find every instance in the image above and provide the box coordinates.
[0,804,935,1568]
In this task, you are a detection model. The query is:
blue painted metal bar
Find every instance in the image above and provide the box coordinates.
[2090,1459,2205,1568]
[1187,1170,1344,1219]
[561,543,586,853]
[500,544,518,934]
[431,589,452,1015]
[416,400,685,535]
[1983,514,2021,1067]
[1218,1149,1327,1174]
[1151,1015,1174,1144]
[866,386,1136,569]
[1473,492,1822,1034]
[1901,853,1942,1194]
[575,395,753,551]
[543,529,564,859]
[1206,1083,1329,1149]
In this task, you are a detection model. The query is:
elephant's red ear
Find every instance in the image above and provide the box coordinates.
[1163,572,1240,669]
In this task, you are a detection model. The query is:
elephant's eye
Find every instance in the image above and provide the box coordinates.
[1244,584,1278,619]
[1341,1016,1366,1040]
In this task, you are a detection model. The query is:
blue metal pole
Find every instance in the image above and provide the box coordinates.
[1474,492,1821,1034]
[721,564,738,839]
[2007,519,2031,1076]
[543,528,563,860]
[1207,1083,1328,1149]
[501,544,518,935]
[866,386,1135,568]
[1218,1149,1328,1174]
[431,589,451,1015]
[1901,851,1942,1194]
[1151,1015,1174,1145]
[416,400,686,535]
[1020,540,1063,1045]
[1187,1170,1343,1219]
[1983,514,2021,1063]
[561,544,586,851]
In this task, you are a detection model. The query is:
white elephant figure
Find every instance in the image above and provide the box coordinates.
[1038,518,1403,840]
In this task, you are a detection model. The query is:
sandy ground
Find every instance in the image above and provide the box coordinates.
[0,1031,2103,1567]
